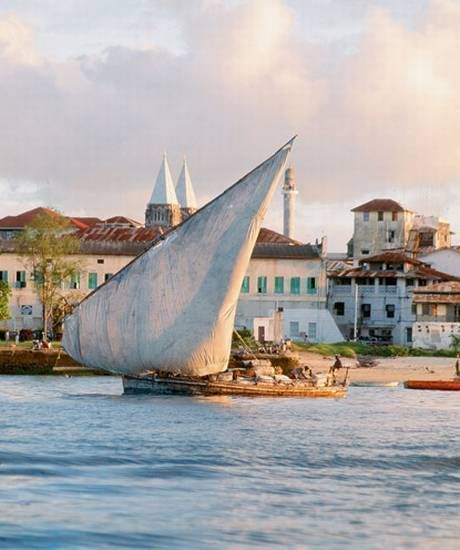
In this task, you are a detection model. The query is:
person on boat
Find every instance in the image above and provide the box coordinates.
[291,366,313,380]
[328,355,343,385]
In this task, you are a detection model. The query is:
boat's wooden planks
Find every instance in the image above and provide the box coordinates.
[123,375,347,398]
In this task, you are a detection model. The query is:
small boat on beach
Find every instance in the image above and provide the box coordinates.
[404,379,460,391]
[63,138,347,398]
[351,381,400,388]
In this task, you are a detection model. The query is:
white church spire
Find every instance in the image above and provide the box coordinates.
[149,153,178,205]
[175,157,197,209]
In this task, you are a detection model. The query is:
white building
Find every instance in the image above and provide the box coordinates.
[412,282,460,350]
[418,248,460,279]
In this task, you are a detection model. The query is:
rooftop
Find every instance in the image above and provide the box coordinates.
[351,199,408,213]
[0,207,101,230]
[412,281,460,304]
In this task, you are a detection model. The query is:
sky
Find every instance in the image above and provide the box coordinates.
[0,0,459,250]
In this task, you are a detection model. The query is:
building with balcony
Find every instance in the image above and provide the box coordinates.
[412,282,460,350]
[327,251,456,345]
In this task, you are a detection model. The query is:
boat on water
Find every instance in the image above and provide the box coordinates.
[351,381,400,388]
[404,379,460,391]
[62,138,347,397]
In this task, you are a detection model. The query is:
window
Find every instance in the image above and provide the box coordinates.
[363,212,369,222]
[406,327,413,343]
[20,305,33,315]
[334,302,345,316]
[392,211,398,221]
[257,276,267,294]
[241,276,250,293]
[387,230,395,243]
[289,321,300,338]
[361,249,369,256]
[0,270,7,282]
[97,258,105,264]
[88,272,98,290]
[385,304,395,318]
[274,276,284,294]
[308,322,317,340]
[104,273,113,282]
[16,271,26,288]
[290,277,300,294]
[406,278,415,287]
[361,303,371,318]
[419,279,427,287]
[70,273,80,289]
[422,303,431,316]
[307,277,317,294]
[411,303,417,315]
[378,211,384,221]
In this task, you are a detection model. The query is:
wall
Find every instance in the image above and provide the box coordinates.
[352,210,413,258]
[413,321,460,350]
[419,249,460,278]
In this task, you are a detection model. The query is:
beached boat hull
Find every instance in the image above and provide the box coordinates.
[122,375,347,398]
[351,381,400,388]
[404,380,460,391]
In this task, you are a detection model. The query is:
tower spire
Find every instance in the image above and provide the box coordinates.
[282,167,297,238]
[176,158,197,219]
[149,153,178,205]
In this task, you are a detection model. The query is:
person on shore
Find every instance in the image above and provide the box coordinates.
[455,354,460,378]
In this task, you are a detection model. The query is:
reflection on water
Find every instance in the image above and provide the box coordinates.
[0,376,459,548]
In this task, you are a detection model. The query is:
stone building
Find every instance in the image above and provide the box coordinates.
[348,199,452,259]
[412,282,460,350]
[327,250,456,345]
[145,154,198,228]
[236,229,343,343]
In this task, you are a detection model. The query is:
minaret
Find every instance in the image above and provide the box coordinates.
[282,167,297,238]
[145,153,182,228]
[176,158,198,221]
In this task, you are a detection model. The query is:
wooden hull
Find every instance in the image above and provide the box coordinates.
[404,380,460,391]
[122,375,347,398]
[351,381,400,388]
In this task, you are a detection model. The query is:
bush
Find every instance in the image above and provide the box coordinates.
[294,341,457,358]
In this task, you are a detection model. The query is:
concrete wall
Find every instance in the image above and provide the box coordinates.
[413,321,460,350]
[352,210,414,258]
[419,249,460,278]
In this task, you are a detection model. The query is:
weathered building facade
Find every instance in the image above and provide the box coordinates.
[412,282,460,350]
[327,251,456,345]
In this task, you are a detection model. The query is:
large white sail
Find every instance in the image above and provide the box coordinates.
[63,139,294,376]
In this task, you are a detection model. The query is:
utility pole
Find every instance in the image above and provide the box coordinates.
[353,283,359,341]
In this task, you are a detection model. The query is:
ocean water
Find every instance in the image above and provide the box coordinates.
[0,377,459,549]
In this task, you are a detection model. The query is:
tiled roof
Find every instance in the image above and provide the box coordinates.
[412,281,460,304]
[103,216,142,227]
[0,208,101,230]
[351,199,408,213]
[361,251,424,265]
[252,243,320,260]
[256,227,301,245]
[332,264,457,281]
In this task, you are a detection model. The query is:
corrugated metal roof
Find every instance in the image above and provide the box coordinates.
[252,243,320,259]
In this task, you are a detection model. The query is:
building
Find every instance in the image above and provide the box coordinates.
[412,282,460,349]
[418,247,460,279]
[327,250,456,345]
[348,199,452,258]
[145,154,198,228]
[236,229,343,343]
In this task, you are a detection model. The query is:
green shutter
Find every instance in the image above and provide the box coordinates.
[290,277,300,294]
[274,276,284,294]
[0,270,8,282]
[307,277,317,294]
[257,276,267,294]
[16,271,26,288]
[241,276,250,293]
[71,272,80,289]
[88,272,98,290]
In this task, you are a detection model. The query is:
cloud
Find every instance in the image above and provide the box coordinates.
[0,0,459,249]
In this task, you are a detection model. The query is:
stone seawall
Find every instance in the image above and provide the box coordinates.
[0,349,110,375]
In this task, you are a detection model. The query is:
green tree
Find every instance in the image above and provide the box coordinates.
[15,210,82,340]
[0,280,11,321]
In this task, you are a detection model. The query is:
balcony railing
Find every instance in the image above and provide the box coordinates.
[378,286,397,295]
[417,315,460,323]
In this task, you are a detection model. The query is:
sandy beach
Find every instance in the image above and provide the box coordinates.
[298,352,459,384]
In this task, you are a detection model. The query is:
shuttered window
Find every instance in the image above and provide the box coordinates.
[241,276,250,293]
[0,270,8,282]
[274,277,284,294]
[257,276,267,294]
[88,273,98,290]
[307,277,317,294]
[16,271,26,288]
[290,277,300,294]
[71,273,80,289]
